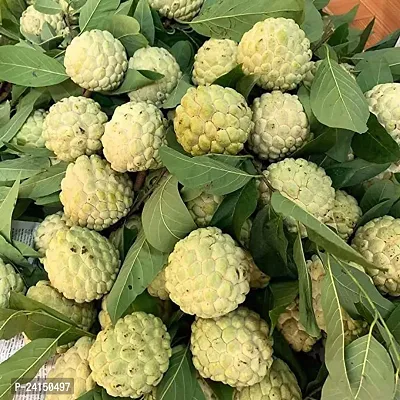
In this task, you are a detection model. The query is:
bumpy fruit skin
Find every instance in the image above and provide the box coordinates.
[165,227,251,318]
[47,337,95,400]
[234,359,301,400]
[186,191,223,227]
[102,101,168,172]
[303,60,356,87]
[148,268,169,300]
[20,5,68,38]
[192,39,238,86]
[88,312,172,398]
[248,258,270,290]
[264,158,335,236]
[26,281,96,331]
[128,47,182,106]
[98,294,112,329]
[277,301,319,352]
[191,307,273,388]
[64,30,128,92]
[43,227,120,303]
[238,18,312,91]
[257,178,272,207]
[148,0,203,21]
[43,96,108,162]
[352,216,400,296]
[365,83,400,143]
[250,91,311,161]
[60,155,134,231]
[11,109,48,148]
[0,260,25,308]
[33,212,68,257]
[174,85,253,156]
[324,190,362,240]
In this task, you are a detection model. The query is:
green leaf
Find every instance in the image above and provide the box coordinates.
[367,29,400,51]
[236,74,259,99]
[0,156,49,182]
[162,75,193,109]
[313,0,329,9]
[356,199,394,228]
[360,180,398,213]
[115,0,135,15]
[210,179,257,241]
[34,0,62,14]
[326,130,354,162]
[213,65,245,88]
[310,54,369,133]
[269,281,299,329]
[0,46,68,87]
[351,17,375,55]
[330,5,358,28]
[301,0,323,43]
[0,338,56,400]
[134,0,154,45]
[160,147,254,196]
[386,304,400,343]
[106,230,168,324]
[291,127,338,158]
[189,0,304,41]
[0,177,19,241]
[353,48,400,76]
[206,382,234,400]
[48,79,83,102]
[35,192,61,206]
[356,59,393,93]
[0,101,10,128]
[142,174,196,253]
[79,0,120,32]
[170,41,194,74]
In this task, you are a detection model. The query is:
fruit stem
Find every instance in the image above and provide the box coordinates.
[134,171,147,192]
[83,89,92,98]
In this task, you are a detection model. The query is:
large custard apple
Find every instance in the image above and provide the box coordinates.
[0,260,25,308]
[88,312,172,398]
[11,109,48,148]
[60,155,134,231]
[43,227,120,303]
[263,158,335,236]
[174,85,253,156]
[148,268,169,300]
[148,0,203,21]
[249,91,312,161]
[185,191,223,227]
[20,5,68,38]
[237,18,312,91]
[64,30,128,92]
[234,358,301,400]
[352,216,400,296]
[47,337,95,400]
[365,83,400,143]
[165,227,251,318]
[102,101,168,172]
[127,47,182,106]
[191,307,273,388]
[324,190,362,240]
[43,96,108,162]
[303,60,356,87]
[192,39,238,86]
[26,281,96,331]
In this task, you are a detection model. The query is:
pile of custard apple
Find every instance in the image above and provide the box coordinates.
[0,0,400,399]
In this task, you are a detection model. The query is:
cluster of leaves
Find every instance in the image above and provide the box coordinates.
[0,0,400,399]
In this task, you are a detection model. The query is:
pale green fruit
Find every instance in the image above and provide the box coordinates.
[174,85,253,156]
[88,312,172,398]
[43,227,120,303]
[0,260,25,308]
[11,109,47,148]
[43,96,107,162]
[148,0,203,21]
[98,294,112,330]
[191,307,274,388]
[165,227,251,318]
[64,30,128,91]
[238,18,312,91]
[60,155,134,231]
[102,101,168,172]
[192,39,238,86]
[148,268,169,300]
[186,191,223,227]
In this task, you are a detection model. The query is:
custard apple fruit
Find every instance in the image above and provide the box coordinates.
[148,0,203,21]
[88,312,172,398]
[20,5,68,38]
[185,191,223,227]
[257,177,272,207]
[237,18,312,91]
[64,30,128,91]
[0,260,25,308]
[26,281,96,331]
[263,158,335,236]
[249,91,312,161]
[46,337,95,400]
[277,301,319,352]
[234,358,301,400]
[248,258,270,290]
[303,60,356,87]
[165,227,251,318]
[174,85,253,156]
[43,226,120,303]
[127,47,182,106]
[60,155,134,231]
[102,101,168,172]
[191,307,274,388]
[352,216,400,296]
[148,268,169,300]
[11,109,47,148]
[324,190,362,240]
[98,294,112,329]
[365,83,400,143]
[43,96,107,162]
[192,39,238,86]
